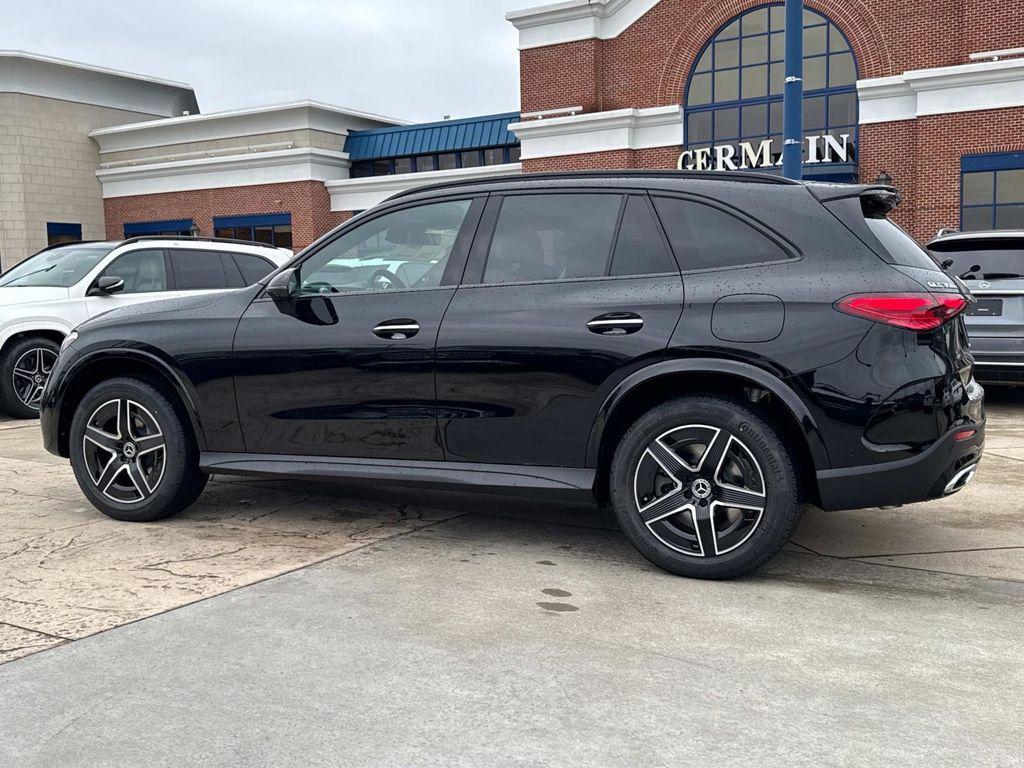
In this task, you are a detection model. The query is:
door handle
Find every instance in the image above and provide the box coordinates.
[587,312,644,335]
[373,319,420,340]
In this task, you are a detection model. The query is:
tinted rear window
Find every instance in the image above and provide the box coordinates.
[653,197,787,271]
[170,249,228,290]
[927,239,1024,281]
[864,218,939,270]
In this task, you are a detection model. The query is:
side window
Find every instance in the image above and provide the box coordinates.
[232,253,276,285]
[609,196,677,276]
[653,197,788,271]
[482,194,621,284]
[101,249,168,294]
[170,249,228,290]
[299,200,471,295]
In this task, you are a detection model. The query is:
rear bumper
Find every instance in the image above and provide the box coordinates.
[967,336,1024,379]
[816,421,985,511]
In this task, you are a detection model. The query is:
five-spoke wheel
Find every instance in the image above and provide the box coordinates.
[610,396,802,580]
[69,377,208,522]
[82,398,168,503]
[635,424,766,558]
[0,336,62,419]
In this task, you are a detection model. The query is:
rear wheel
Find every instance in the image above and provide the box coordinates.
[0,336,60,419]
[610,396,802,579]
[69,377,208,522]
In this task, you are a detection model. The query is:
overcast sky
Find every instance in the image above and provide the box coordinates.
[0,0,541,122]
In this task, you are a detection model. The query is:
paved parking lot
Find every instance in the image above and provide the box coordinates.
[1,394,1023,765]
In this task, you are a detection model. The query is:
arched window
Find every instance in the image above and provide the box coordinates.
[684,4,858,179]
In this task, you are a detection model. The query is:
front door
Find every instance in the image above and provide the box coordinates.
[234,197,482,459]
[435,192,685,467]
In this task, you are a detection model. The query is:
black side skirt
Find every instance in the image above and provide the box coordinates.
[200,452,597,497]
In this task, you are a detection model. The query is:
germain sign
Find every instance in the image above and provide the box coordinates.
[677,133,854,171]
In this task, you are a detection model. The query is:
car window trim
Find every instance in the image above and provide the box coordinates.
[649,191,802,274]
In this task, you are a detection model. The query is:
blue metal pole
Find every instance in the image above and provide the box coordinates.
[782,0,803,180]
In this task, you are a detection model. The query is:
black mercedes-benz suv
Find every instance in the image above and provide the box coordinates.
[40,171,985,579]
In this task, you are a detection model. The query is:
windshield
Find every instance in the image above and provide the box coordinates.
[864,217,940,270]
[927,239,1024,281]
[0,244,116,288]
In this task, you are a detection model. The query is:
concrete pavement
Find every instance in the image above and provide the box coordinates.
[1,395,1023,765]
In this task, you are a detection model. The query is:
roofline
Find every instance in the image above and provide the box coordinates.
[386,169,801,202]
[347,111,522,137]
[0,49,192,90]
[89,100,410,138]
[118,235,291,250]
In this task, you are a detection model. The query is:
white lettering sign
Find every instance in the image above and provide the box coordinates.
[678,134,853,171]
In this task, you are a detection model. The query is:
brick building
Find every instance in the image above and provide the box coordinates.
[507,0,1024,241]
[2,2,1023,266]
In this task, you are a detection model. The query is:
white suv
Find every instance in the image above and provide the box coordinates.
[0,237,291,418]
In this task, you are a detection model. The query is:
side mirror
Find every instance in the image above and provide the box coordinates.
[266,268,298,302]
[89,276,125,296]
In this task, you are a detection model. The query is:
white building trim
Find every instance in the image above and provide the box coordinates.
[858,57,1024,124]
[506,0,661,49]
[326,163,522,212]
[0,49,198,117]
[509,106,681,160]
[90,101,407,154]
[96,147,352,198]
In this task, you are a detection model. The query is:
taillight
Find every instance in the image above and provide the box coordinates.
[834,293,970,332]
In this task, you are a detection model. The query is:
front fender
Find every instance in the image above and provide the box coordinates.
[585,358,831,472]
[42,345,208,457]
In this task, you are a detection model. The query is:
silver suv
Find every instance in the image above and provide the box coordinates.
[929,230,1024,383]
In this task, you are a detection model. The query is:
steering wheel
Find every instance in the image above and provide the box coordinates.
[302,281,338,295]
[367,268,407,291]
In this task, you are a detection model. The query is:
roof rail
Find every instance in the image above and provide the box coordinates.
[387,168,801,201]
[119,235,287,250]
[28,240,110,257]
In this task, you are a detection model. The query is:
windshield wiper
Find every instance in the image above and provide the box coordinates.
[0,264,56,287]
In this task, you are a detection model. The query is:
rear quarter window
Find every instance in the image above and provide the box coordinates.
[652,196,789,271]
[231,253,276,284]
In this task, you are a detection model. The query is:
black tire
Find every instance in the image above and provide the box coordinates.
[0,336,61,419]
[610,395,802,580]
[69,377,208,522]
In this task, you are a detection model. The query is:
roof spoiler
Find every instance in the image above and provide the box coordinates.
[810,184,902,216]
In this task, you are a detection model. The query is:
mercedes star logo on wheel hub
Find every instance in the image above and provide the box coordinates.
[691,478,712,499]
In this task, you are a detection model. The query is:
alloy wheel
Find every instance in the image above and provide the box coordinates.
[633,424,766,557]
[11,347,57,411]
[82,398,167,504]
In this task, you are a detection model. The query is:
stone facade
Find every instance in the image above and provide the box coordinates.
[0,93,159,269]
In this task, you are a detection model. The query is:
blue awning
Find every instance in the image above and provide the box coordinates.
[345,112,520,161]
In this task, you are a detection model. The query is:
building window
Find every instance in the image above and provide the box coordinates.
[124,219,194,238]
[46,222,82,246]
[684,4,858,178]
[460,150,483,168]
[213,213,293,249]
[437,153,458,171]
[415,155,436,172]
[347,146,521,178]
[962,152,1024,231]
[394,157,414,174]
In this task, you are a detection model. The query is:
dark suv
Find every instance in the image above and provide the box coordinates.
[40,171,985,579]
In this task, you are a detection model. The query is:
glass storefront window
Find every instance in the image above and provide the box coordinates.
[684,4,858,177]
[962,157,1024,231]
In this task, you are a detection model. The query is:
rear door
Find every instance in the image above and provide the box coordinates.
[435,191,684,467]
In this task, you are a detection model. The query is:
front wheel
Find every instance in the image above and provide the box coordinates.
[69,377,208,522]
[0,336,60,419]
[610,396,802,580]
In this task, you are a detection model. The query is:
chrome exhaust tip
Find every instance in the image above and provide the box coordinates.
[943,463,979,496]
